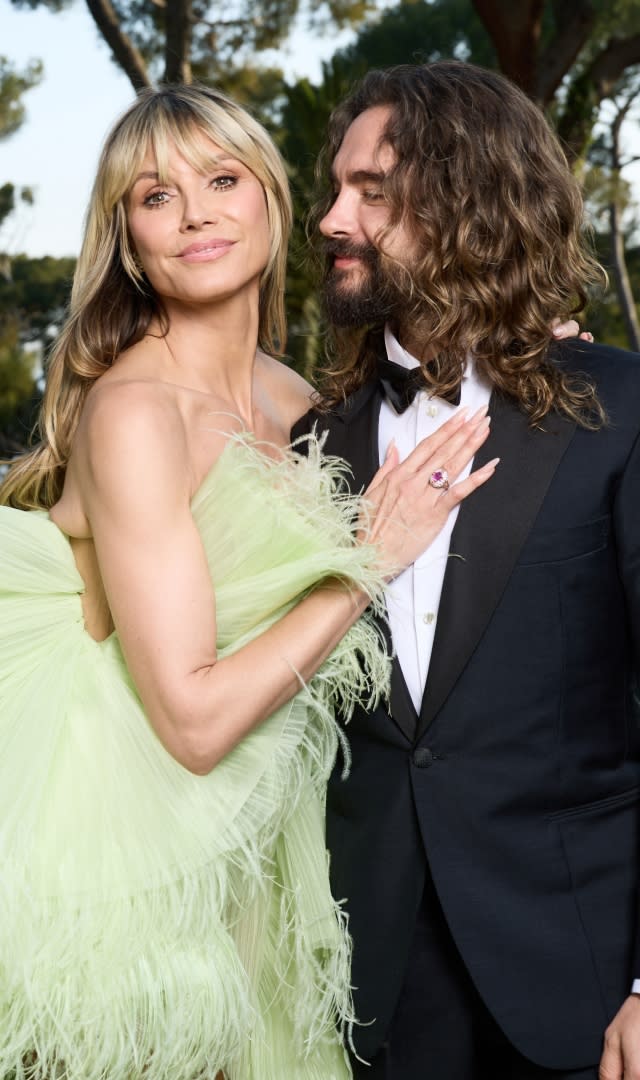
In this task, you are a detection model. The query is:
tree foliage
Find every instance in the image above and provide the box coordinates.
[0,55,43,140]
[0,255,75,456]
[0,329,41,457]
[471,0,640,160]
[0,255,76,347]
[0,56,41,230]
[0,57,48,453]
[582,69,640,348]
[9,0,377,91]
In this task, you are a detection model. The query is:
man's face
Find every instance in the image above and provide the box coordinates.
[319,105,416,327]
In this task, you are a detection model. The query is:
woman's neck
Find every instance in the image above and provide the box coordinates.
[147,294,261,414]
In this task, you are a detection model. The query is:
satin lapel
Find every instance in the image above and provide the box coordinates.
[329,381,418,743]
[417,393,576,739]
[342,386,383,498]
[380,616,419,743]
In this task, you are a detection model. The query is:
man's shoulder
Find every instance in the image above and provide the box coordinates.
[554,338,640,382]
[291,380,380,443]
[553,339,640,422]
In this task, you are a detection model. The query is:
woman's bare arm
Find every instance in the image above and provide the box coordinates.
[75,383,495,775]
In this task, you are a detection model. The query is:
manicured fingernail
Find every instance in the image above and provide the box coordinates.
[487,456,500,467]
[385,438,396,459]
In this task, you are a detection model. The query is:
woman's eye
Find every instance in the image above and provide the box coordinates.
[211,175,236,191]
[143,190,170,207]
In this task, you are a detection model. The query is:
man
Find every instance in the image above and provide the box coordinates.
[293,62,640,1079]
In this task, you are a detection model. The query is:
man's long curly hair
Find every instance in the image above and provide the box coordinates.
[312,61,606,428]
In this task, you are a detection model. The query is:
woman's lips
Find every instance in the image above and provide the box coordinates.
[178,241,236,262]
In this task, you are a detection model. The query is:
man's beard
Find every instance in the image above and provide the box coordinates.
[322,240,402,328]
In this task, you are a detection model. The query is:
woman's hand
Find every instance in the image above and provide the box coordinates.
[552,319,594,343]
[359,407,497,580]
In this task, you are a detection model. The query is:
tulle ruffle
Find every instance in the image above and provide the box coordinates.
[0,435,389,1079]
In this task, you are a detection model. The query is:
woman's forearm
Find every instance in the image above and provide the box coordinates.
[151,578,372,774]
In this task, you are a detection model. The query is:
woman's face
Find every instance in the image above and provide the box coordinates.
[126,132,271,310]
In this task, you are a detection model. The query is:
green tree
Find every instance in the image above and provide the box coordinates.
[0,56,45,455]
[9,0,377,92]
[583,236,640,348]
[0,255,76,348]
[0,55,42,139]
[0,256,76,457]
[583,71,640,349]
[471,0,640,160]
[0,326,41,457]
[0,56,41,231]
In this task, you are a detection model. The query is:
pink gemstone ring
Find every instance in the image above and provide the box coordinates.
[429,468,449,491]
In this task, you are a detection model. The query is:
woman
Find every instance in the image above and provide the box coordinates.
[0,86,497,1079]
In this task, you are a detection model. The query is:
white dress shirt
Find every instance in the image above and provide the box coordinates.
[378,327,492,713]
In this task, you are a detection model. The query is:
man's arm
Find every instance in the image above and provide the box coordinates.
[600,423,640,1080]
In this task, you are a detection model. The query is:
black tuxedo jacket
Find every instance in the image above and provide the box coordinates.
[292,340,640,1069]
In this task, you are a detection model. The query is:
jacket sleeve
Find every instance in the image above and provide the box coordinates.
[614,424,640,982]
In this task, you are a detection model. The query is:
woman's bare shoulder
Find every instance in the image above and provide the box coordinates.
[72,377,191,500]
[81,378,184,450]
[52,379,188,539]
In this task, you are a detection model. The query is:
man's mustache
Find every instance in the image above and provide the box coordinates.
[323,239,379,267]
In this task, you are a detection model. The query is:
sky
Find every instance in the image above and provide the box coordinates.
[1,0,356,258]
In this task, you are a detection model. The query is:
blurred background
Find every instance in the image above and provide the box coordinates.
[2,0,640,455]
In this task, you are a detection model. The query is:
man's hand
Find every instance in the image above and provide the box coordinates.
[600,995,640,1079]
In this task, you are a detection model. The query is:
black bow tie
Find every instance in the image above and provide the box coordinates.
[378,357,461,413]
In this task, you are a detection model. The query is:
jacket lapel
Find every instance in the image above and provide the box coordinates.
[417,393,576,738]
[324,379,418,742]
[334,383,383,498]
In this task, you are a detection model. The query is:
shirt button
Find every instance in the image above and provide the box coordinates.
[422,612,435,625]
[427,403,438,417]
[413,747,434,768]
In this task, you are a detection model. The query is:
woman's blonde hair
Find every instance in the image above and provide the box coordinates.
[1,84,293,510]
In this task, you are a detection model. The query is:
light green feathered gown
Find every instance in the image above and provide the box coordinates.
[0,437,389,1080]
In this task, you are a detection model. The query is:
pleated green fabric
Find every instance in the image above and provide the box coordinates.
[0,436,389,1080]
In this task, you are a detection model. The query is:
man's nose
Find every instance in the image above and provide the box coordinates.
[319,189,357,237]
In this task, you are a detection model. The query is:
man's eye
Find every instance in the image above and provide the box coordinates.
[363,189,385,202]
